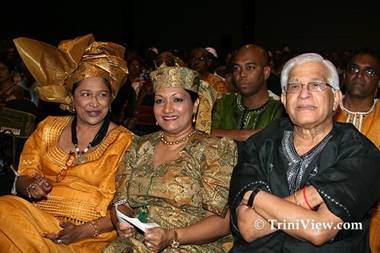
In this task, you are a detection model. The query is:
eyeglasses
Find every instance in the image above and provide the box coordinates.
[347,63,378,77]
[286,81,332,94]
[191,56,209,62]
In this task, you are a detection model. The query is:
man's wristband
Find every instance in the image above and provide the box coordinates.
[247,187,261,208]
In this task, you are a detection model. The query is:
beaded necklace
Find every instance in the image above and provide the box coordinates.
[56,116,110,182]
[159,130,196,145]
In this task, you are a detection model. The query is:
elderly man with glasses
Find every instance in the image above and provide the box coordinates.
[229,53,380,252]
[335,51,380,253]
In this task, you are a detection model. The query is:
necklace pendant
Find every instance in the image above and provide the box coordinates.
[138,207,148,223]
[75,154,85,165]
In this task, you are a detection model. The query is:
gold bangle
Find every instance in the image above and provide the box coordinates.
[171,229,180,248]
[90,220,99,238]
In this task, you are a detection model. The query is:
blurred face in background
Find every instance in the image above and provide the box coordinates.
[0,62,12,84]
[232,46,270,97]
[344,54,380,99]
[190,48,210,74]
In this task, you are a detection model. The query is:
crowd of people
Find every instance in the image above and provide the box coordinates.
[0,34,379,253]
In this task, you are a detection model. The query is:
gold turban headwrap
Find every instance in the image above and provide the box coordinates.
[13,34,128,111]
[150,67,217,134]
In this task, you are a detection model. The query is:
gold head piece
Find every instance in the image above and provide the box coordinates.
[150,66,217,134]
[13,34,128,111]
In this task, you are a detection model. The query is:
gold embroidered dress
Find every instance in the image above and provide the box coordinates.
[104,131,237,253]
[0,116,134,253]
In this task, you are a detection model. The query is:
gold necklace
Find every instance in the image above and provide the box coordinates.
[160,130,196,145]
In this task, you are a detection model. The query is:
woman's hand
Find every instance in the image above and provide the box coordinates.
[118,222,135,238]
[110,204,135,238]
[17,175,52,200]
[42,222,92,245]
[144,228,174,252]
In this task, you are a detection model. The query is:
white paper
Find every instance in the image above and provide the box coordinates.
[116,207,159,232]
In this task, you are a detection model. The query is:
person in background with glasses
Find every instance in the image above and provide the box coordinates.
[335,51,380,253]
[229,53,380,252]
[190,47,232,94]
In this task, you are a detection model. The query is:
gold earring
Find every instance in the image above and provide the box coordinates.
[192,114,196,123]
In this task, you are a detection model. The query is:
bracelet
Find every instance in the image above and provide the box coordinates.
[171,229,180,248]
[113,199,129,207]
[90,220,99,238]
[247,187,261,208]
[302,187,313,210]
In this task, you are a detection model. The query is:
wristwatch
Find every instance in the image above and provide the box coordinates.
[171,230,180,248]
[247,187,262,208]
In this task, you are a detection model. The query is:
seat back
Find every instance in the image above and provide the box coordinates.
[0,107,36,168]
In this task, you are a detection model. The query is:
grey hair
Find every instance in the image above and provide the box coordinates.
[280,53,340,92]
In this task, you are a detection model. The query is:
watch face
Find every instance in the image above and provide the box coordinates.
[171,241,180,248]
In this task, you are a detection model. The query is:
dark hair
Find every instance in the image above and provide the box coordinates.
[185,89,198,103]
[0,56,16,72]
[349,49,380,66]
[71,77,113,96]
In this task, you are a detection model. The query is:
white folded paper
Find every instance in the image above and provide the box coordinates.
[116,207,159,232]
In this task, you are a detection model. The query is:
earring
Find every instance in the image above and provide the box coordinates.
[73,107,76,112]
[109,108,112,113]
[192,114,196,123]
[155,121,159,126]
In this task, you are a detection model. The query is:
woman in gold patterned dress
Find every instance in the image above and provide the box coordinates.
[103,66,237,253]
[0,34,135,253]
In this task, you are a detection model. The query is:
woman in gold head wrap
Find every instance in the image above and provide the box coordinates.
[0,34,135,252]
[103,66,237,253]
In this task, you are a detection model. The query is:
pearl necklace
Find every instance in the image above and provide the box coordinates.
[160,130,196,145]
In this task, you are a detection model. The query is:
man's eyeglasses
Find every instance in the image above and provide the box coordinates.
[191,56,209,62]
[347,63,378,78]
[286,82,332,94]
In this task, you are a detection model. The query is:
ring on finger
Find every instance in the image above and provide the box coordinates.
[37,180,45,186]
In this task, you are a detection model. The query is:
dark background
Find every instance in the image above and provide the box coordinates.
[2,0,380,53]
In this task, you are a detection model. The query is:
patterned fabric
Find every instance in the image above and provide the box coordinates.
[282,130,332,193]
[150,67,200,94]
[105,131,237,253]
[212,93,284,130]
[150,66,218,134]
[0,116,134,253]
[335,99,380,148]
[203,73,231,95]
[335,100,380,253]
[229,118,380,252]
